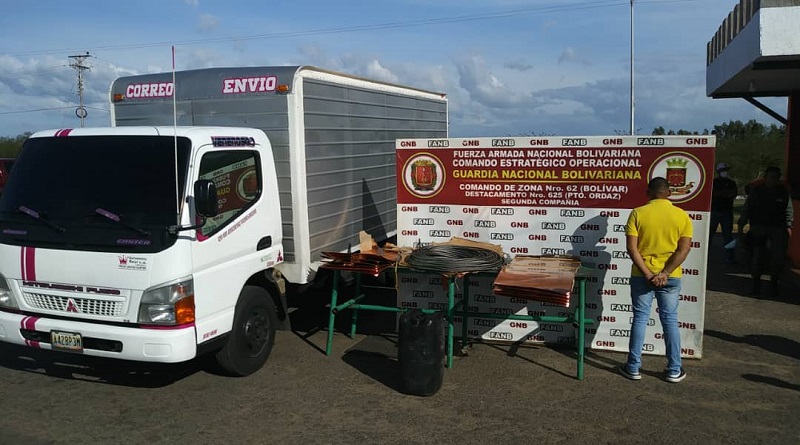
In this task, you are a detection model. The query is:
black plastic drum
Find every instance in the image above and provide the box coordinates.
[398,309,446,396]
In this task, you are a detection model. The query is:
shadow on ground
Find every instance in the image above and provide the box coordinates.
[341,334,403,392]
[742,373,800,391]
[706,233,800,304]
[704,329,800,361]
[0,342,216,387]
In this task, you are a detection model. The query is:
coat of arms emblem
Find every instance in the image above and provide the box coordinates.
[411,159,437,191]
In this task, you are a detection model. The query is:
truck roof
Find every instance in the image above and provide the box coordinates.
[29,126,267,139]
[110,65,447,102]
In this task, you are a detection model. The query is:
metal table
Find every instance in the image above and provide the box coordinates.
[324,267,594,380]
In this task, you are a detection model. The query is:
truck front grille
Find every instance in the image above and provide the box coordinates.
[22,292,125,317]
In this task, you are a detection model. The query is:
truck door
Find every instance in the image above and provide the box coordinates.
[190,145,268,339]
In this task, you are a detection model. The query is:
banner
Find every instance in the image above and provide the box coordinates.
[395,136,714,358]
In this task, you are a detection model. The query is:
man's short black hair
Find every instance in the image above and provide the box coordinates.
[764,166,781,177]
[647,177,670,194]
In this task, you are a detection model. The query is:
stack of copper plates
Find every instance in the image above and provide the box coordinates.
[319,249,400,276]
[492,255,582,307]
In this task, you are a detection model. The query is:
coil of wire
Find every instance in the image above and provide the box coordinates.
[405,245,505,274]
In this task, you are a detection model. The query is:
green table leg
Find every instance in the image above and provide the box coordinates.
[461,275,470,350]
[326,271,340,356]
[350,273,362,338]
[446,275,455,368]
[577,277,586,380]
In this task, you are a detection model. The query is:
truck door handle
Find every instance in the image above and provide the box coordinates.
[257,236,272,251]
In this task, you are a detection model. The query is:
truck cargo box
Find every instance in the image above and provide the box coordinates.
[110,66,448,283]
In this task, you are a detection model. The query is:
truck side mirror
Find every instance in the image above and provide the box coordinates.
[194,179,218,217]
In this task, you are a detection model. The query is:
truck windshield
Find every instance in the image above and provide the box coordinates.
[0,135,191,253]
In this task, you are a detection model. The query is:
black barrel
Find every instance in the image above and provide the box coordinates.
[398,309,445,396]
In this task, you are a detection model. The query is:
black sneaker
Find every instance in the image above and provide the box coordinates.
[617,364,641,380]
[666,368,686,383]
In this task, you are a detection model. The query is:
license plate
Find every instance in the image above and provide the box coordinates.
[51,330,83,352]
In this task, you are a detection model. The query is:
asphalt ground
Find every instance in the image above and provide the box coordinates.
[0,236,798,445]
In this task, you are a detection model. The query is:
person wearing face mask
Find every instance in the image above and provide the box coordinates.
[710,162,738,263]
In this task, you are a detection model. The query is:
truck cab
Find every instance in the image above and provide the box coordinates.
[0,127,286,376]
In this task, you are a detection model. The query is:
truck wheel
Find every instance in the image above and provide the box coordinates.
[215,286,278,376]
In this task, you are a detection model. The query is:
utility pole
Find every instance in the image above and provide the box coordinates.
[69,52,91,127]
[630,0,635,136]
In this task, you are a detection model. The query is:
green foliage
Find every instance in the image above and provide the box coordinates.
[651,127,711,136]
[712,120,785,190]
[0,133,29,158]
[651,119,786,193]
[517,130,556,137]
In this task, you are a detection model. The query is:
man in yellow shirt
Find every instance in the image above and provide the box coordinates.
[618,177,693,383]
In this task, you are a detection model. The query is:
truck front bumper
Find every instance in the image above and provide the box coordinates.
[0,310,197,363]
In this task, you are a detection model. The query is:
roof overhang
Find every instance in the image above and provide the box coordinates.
[706,0,800,99]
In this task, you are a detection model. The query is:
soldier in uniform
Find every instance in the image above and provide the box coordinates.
[709,162,738,263]
[738,166,793,297]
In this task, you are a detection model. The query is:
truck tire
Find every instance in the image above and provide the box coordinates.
[215,286,278,376]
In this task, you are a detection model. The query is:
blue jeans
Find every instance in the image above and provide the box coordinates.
[626,277,682,374]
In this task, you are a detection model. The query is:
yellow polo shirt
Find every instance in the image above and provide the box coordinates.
[624,199,693,277]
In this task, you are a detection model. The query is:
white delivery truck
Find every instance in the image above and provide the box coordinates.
[0,66,447,376]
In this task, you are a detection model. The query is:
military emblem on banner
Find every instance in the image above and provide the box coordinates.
[666,157,691,193]
[402,153,445,198]
[649,152,705,203]
[411,159,437,191]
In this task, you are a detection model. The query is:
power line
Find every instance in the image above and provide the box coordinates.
[0,65,70,81]
[0,106,73,116]
[3,0,710,58]
[0,105,108,116]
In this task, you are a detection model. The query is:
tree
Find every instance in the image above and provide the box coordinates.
[713,119,785,188]
[517,131,556,137]
[0,133,30,158]
[650,120,786,192]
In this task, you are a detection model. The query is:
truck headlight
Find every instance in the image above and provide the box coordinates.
[0,273,18,309]
[138,279,195,325]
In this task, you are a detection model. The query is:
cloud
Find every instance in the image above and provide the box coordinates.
[364,60,399,83]
[0,55,136,132]
[454,53,531,109]
[558,47,576,64]
[535,99,593,116]
[385,62,453,97]
[197,14,219,33]
[184,0,198,6]
[297,45,343,70]
[289,47,480,130]
[0,43,786,139]
[294,47,398,84]
[558,47,591,66]
[0,55,78,101]
[180,48,227,69]
[541,19,557,30]
[504,61,534,72]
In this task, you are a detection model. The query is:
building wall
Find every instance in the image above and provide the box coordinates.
[787,93,800,266]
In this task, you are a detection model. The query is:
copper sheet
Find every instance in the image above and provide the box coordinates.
[492,255,581,307]
[319,248,399,276]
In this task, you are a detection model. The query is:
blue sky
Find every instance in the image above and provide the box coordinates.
[0,0,786,137]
